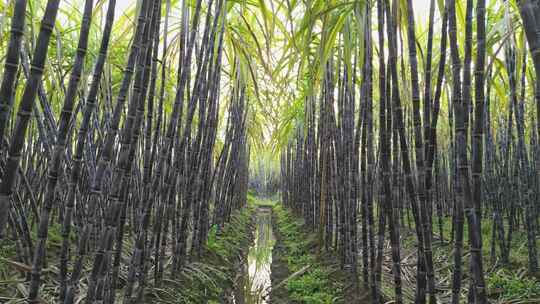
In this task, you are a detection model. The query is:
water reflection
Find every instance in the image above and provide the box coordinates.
[245,206,275,303]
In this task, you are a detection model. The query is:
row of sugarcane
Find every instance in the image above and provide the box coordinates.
[0,0,250,303]
[281,0,539,303]
[249,156,281,197]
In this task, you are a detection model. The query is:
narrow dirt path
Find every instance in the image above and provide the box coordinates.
[267,204,372,304]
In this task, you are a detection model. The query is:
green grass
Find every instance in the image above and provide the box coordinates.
[273,204,343,304]
[206,206,254,263]
[403,213,533,266]
[0,240,17,273]
[247,190,279,207]
[156,205,255,303]
[400,214,540,302]
[486,269,540,301]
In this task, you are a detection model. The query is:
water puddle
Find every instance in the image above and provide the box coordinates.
[236,206,275,304]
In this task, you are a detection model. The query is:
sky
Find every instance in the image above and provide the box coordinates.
[115,0,133,13]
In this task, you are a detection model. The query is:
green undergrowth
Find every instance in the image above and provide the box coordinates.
[0,221,76,269]
[247,190,279,207]
[486,269,540,301]
[403,214,533,267]
[399,214,540,302]
[273,204,343,304]
[153,205,255,303]
[0,240,17,274]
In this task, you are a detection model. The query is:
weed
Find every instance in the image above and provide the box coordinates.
[273,204,343,304]
[487,270,540,301]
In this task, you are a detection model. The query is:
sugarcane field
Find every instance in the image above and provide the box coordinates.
[0,0,539,303]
